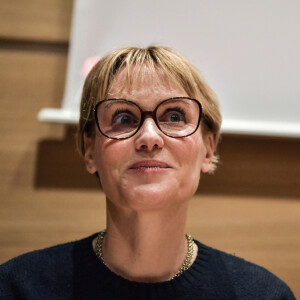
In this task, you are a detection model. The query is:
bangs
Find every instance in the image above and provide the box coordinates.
[104,47,199,100]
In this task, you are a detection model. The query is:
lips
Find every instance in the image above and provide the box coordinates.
[129,160,171,170]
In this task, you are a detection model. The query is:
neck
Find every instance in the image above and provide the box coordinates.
[93,198,197,282]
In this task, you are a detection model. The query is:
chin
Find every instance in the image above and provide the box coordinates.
[126,183,192,210]
[121,183,183,211]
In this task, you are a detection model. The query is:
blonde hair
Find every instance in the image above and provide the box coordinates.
[77,46,222,172]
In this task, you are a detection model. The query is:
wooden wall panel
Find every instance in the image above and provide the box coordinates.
[187,195,300,294]
[0,0,73,42]
[0,189,106,263]
[0,48,67,190]
[198,135,300,198]
[0,1,299,297]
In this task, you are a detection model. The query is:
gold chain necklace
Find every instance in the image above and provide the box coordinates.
[95,229,194,280]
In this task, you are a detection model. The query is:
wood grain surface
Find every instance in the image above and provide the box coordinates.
[0,0,73,42]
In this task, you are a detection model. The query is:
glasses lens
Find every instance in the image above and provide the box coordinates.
[97,100,141,138]
[156,98,200,137]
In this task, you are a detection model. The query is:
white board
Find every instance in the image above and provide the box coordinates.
[38,0,300,137]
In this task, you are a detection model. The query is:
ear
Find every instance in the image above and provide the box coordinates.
[201,133,215,173]
[83,133,98,174]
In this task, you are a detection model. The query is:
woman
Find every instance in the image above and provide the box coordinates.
[0,46,295,299]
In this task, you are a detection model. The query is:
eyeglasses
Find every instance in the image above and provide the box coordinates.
[94,97,202,139]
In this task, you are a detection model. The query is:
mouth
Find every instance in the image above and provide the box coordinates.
[129,160,171,173]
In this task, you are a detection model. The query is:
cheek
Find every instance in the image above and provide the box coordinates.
[175,134,205,182]
[93,135,132,178]
[163,135,203,202]
[178,134,204,165]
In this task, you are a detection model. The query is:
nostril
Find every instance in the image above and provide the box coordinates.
[137,143,161,152]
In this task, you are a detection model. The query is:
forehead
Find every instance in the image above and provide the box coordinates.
[107,67,188,105]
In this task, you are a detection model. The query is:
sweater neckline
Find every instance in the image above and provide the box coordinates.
[75,233,212,299]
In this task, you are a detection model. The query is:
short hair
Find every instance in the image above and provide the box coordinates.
[77,46,222,172]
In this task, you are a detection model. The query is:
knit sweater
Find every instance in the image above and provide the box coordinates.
[0,233,295,300]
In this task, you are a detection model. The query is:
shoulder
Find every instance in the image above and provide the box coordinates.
[0,238,76,274]
[0,234,96,299]
[195,240,296,299]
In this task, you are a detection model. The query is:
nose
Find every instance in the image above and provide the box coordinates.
[134,117,164,152]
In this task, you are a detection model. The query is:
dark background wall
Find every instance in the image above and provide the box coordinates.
[0,0,299,296]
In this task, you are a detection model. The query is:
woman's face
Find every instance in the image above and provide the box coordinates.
[84,68,214,211]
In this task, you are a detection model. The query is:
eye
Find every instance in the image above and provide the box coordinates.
[115,115,132,124]
[112,109,139,126]
[160,107,186,123]
[168,113,182,122]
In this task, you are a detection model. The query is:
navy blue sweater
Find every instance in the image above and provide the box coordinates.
[0,233,295,299]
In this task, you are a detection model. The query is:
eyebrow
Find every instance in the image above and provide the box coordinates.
[101,97,193,112]
[102,99,137,111]
[159,99,192,108]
